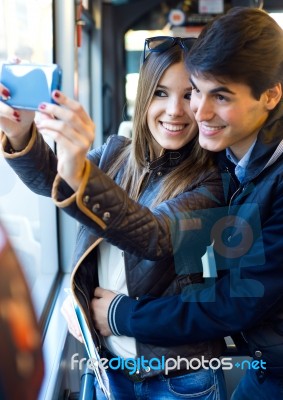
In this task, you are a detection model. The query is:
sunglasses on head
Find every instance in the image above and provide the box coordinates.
[143,36,197,63]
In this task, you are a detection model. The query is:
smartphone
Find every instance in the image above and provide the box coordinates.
[0,63,62,110]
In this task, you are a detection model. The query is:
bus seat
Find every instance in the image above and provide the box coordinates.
[117,121,132,138]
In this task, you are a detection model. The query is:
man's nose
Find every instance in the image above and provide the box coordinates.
[191,97,214,122]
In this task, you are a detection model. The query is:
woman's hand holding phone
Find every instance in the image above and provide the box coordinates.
[0,82,35,150]
[0,61,62,151]
[0,60,95,192]
[35,90,95,191]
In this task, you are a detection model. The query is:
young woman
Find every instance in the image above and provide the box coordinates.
[0,38,227,399]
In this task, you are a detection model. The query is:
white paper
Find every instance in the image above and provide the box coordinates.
[65,288,111,399]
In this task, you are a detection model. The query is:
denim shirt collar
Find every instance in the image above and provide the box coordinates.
[226,141,256,183]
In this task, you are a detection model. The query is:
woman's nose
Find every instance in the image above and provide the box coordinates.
[166,99,184,117]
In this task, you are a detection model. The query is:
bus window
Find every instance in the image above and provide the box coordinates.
[270,12,283,28]
[0,0,58,319]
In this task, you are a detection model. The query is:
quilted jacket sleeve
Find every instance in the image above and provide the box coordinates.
[1,124,59,197]
[2,128,225,261]
[1,126,107,200]
[53,157,226,260]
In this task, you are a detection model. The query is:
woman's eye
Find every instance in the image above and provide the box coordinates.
[154,90,167,97]
[185,91,192,100]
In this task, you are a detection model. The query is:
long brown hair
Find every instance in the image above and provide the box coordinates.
[107,44,214,207]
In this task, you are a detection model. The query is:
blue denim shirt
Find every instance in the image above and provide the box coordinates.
[226,141,256,183]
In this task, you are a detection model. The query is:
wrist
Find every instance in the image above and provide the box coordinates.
[6,142,26,154]
[107,294,125,336]
[108,294,137,336]
[7,124,33,152]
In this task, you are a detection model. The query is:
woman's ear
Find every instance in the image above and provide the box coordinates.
[265,83,282,110]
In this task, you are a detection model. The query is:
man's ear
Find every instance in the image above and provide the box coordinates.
[265,83,282,110]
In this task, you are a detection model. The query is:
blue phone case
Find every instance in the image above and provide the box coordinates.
[0,63,62,110]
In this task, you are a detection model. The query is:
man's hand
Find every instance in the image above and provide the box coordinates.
[91,287,117,336]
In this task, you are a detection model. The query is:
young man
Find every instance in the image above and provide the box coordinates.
[92,7,283,399]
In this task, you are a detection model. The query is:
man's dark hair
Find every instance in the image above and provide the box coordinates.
[186,7,283,99]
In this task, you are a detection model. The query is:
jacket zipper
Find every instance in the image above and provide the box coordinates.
[224,166,242,213]
[228,187,241,213]
[126,161,156,296]
[123,254,142,373]
[136,162,153,201]
[124,162,154,374]
[225,166,250,212]
[241,331,249,344]
[225,166,238,189]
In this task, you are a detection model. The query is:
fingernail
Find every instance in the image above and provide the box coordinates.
[54,91,60,98]
[11,57,21,64]
[2,88,10,97]
[39,103,46,110]
[2,89,10,100]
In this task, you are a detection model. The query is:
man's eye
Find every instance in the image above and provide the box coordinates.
[216,94,228,102]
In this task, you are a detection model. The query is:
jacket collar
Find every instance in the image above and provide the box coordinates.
[244,100,283,182]
[217,101,283,183]
[147,137,196,171]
